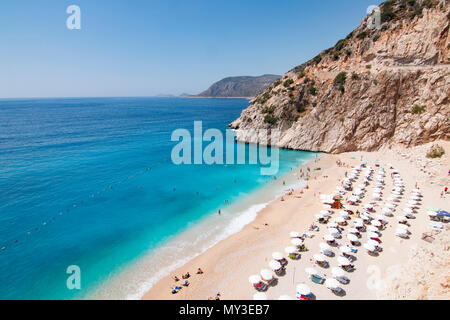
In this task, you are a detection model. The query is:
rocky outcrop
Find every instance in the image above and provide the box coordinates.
[196,74,281,98]
[230,0,450,153]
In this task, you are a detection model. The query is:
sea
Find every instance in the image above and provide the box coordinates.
[0,97,317,299]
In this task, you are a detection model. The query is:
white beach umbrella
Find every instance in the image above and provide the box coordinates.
[397,223,409,230]
[335,217,346,223]
[348,228,359,235]
[353,221,364,228]
[347,234,359,242]
[253,292,268,300]
[403,208,413,214]
[260,269,274,281]
[332,267,345,277]
[328,232,339,240]
[368,232,379,239]
[315,214,324,220]
[383,211,393,217]
[320,210,332,216]
[269,260,282,271]
[296,284,311,296]
[291,238,303,246]
[340,212,349,218]
[367,224,379,232]
[319,242,332,251]
[382,207,392,213]
[272,252,284,260]
[372,192,382,197]
[328,222,339,228]
[328,227,340,234]
[427,211,438,217]
[289,231,301,238]
[367,239,379,247]
[285,246,298,254]
[313,254,327,262]
[396,215,408,222]
[305,267,319,276]
[372,220,382,227]
[337,257,352,266]
[386,203,396,209]
[396,228,408,236]
[278,295,293,300]
[325,278,340,290]
[249,275,262,284]
[324,235,335,242]
[375,214,386,222]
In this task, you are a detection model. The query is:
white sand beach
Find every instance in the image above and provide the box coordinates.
[143,140,449,300]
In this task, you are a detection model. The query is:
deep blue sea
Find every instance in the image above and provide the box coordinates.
[0,97,316,299]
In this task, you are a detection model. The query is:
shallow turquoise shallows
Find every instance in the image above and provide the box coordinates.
[0,97,317,299]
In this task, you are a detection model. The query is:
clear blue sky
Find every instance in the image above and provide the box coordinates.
[0,0,383,98]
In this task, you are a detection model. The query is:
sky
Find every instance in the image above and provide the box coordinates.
[0,0,384,98]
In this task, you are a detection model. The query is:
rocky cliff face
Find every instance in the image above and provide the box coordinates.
[230,0,450,153]
[196,74,281,98]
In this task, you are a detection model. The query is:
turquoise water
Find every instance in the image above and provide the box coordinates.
[0,97,316,299]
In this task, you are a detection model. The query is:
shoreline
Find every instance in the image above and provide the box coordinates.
[143,140,449,300]
[87,152,319,299]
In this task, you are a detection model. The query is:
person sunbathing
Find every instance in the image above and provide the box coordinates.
[173,276,180,282]
[183,280,190,287]
[197,268,204,274]
[182,272,190,279]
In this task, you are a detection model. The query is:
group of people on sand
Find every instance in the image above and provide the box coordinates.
[171,268,204,294]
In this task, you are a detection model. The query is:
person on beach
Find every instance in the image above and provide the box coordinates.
[173,276,180,282]
[218,210,221,215]
[197,268,204,274]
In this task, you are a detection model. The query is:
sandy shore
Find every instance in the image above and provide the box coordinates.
[143,140,449,300]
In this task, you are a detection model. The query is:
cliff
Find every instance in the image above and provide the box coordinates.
[230,0,450,153]
[196,74,281,98]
